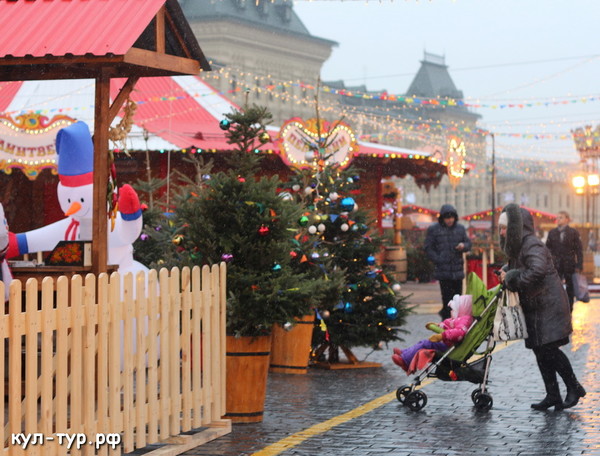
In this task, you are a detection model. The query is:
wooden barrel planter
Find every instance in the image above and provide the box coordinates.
[224,335,271,423]
[269,314,314,374]
[384,246,407,282]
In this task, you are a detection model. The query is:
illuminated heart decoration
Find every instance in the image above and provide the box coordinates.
[277,117,358,169]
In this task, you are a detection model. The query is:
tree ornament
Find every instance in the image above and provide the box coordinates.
[340,223,349,232]
[340,197,355,212]
[155,226,162,231]
[292,184,301,192]
[172,234,183,245]
[366,270,378,278]
[237,176,246,183]
[392,283,402,293]
[305,150,315,161]
[386,307,399,320]
[367,255,376,265]
[329,192,339,201]
[344,302,353,313]
[308,225,317,234]
[283,322,293,331]
[298,215,309,226]
[219,119,231,130]
[279,191,293,201]
[272,263,282,272]
[304,186,314,195]
[318,223,326,232]
[140,234,149,241]
[221,253,234,262]
[290,250,298,258]
[321,310,330,319]
[311,252,320,259]
[259,132,270,144]
[258,225,270,236]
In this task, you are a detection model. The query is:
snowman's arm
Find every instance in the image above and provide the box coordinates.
[7,220,69,258]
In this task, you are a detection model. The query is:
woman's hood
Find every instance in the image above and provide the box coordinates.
[499,203,534,259]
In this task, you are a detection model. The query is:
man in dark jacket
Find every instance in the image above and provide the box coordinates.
[545,211,583,310]
[424,204,471,319]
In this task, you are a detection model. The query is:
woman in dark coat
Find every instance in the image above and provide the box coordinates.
[498,203,586,410]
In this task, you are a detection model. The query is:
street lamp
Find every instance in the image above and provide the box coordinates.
[572,172,600,227]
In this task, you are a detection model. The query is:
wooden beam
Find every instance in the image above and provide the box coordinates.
[92,70,111,275]
[123,48,200,75]
[108,76,140,125]
[156,6,166,54]
[164,9,193,60]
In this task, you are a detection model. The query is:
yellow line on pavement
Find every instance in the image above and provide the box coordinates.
[252,340,517,456]
[251,378,435,456]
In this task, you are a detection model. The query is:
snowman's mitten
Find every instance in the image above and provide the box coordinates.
[118,184,142,221]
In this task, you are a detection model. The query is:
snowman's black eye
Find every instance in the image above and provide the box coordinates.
[80,198,84,203]
[67,199,71,203]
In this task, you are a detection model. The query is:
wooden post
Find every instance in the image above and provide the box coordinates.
[93,70,110,275]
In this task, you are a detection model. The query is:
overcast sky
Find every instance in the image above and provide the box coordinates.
[293,0,600,163]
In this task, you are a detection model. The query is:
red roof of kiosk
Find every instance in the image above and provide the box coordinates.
[0,0,167,58]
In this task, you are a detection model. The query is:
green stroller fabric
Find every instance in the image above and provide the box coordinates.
[447,272,501,362]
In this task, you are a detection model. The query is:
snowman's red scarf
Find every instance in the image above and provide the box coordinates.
[65,218,80,240]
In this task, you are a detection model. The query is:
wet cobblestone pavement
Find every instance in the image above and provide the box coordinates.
[184,290,600,456]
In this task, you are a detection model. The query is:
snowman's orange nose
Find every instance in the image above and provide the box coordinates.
[65,201,82,216]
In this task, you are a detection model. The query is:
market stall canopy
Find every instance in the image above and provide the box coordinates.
[0,0,211,274]
[464,206,557,229]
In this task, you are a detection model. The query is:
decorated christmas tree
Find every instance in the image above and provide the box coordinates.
[282,120,411,365]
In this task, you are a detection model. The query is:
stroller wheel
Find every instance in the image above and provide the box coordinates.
[473,392,493,412]
[405,390,428,411]
[471,388,482,404]
[396,385,412,404]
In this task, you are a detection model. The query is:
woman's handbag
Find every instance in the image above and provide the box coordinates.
[493,290,528,341]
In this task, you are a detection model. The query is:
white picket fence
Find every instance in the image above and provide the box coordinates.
[0,264,230,455]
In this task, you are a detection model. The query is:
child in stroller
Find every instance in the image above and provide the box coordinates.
[392,294,473,375]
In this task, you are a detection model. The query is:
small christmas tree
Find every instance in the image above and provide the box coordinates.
[283,122,411,365]
[159,104,331,337]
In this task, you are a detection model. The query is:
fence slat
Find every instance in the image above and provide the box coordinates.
[83,274,97,456]
[180,267,192,431]
[158,268,170,440]
[108,272,122,439]
[55,276,69,455]
[135,272,148,450]
[169,267,181,435]
[146,270,159,443]
[122,272,135,453]
[200,266,212,425]
[191,266,202,429]
[40,278,55,439]
[96,273,109,456]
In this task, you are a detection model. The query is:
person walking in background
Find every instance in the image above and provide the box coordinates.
[498,203,586,411]
[545,211,583,310]
[424,204,471,319]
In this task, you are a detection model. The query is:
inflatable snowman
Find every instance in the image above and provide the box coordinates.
[0,203,13,302]
[7,121,148,281]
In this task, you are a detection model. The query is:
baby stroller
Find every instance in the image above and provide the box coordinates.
[396,272,503,412]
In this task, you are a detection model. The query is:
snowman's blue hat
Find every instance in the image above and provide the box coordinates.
[56,121,94,187]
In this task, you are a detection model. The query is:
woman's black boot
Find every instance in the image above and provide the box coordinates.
[532,352,563,411]
[563,383,586,409]
[531,395,563,411]
[554,348,586,409]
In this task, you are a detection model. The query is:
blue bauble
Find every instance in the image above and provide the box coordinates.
[344,302,353,313]
[386,307,398,320]
[339,197,355,212]
[366,271,378,279]
[367,255,376,265]
[219,119,231,130]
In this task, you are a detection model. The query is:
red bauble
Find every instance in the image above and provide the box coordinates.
[258,225,270,236]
